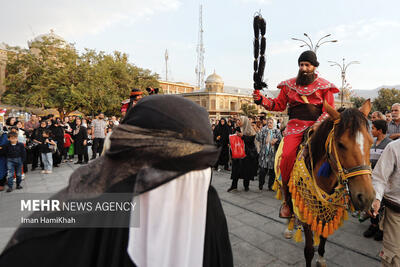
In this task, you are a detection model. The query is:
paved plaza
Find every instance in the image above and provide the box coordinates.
[0,163,381,266]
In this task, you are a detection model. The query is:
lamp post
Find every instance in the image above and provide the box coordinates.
[292,33,337,52]
[328,58,360,107]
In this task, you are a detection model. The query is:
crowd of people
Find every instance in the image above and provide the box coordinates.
[212,115,283,192]
[0,113,121,192]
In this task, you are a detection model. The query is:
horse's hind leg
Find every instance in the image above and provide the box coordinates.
[316,236,327,267]
[303,224,314,267]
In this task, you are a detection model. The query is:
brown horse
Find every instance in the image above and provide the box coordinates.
[279,100,376,267]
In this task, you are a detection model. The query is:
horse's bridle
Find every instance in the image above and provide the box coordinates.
[324,118,372,185]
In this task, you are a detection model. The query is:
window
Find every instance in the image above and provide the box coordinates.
[230,101,237,111]
[211,100,216,110]
[219,99,224,110]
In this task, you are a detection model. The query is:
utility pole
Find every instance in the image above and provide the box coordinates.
[195,4,205,89]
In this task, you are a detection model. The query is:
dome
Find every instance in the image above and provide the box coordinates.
[29,29,66,47]
[205,71,223,84]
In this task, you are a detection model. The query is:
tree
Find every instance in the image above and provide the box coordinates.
[350,96,367,109]
[2,37,159,117]
[373,88,400,112]
[240,103,258,116]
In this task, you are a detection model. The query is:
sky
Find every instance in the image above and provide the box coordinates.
[1,0,400,91]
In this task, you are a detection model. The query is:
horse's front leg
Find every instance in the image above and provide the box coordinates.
[316,236,327,267]
[303,224,314,267]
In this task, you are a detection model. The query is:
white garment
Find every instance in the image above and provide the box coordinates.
[128,168,211,267]
[101,132,112,155]
[17,129,26,144]
[372,139,400,205]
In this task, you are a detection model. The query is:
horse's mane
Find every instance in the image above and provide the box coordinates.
[310,107,369,166]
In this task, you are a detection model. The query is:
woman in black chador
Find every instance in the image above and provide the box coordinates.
[72,117,88,164]
[0,95,233,267]
[49,119,64,167]
[228,116,258,192]
[213,118,231,171]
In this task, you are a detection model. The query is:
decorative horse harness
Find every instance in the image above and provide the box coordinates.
[287,118,372,244]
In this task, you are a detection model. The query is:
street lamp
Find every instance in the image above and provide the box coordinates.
[328,58,360,107]
[292,33,337,53]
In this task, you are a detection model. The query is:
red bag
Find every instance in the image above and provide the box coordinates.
[229,134,246,159]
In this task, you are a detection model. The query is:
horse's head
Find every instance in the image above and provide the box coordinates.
[324,100,375,211]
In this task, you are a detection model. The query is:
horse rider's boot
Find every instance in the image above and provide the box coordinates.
[279,182,293,218]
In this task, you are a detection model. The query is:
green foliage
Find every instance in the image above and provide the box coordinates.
[373,88,400,112]
[240,103,258,116]
[2,37,159,117]
[350,96,367,109]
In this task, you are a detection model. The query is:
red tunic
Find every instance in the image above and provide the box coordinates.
[121,99,130,113]
[260,74,339,136]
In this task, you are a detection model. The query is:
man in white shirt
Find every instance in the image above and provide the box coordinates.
[372,139,400,266]
[91,113,107,159]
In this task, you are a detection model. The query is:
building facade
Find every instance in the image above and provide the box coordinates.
[179,71,278,119]
[158,81,196,94]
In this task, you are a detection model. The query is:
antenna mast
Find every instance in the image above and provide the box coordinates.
[195,4,205,89]
[164,49,169,81]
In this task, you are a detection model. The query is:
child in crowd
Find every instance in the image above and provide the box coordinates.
[87,128,93,158]
[63,129,73,163]
[39,129,56,174]
[0,132,26,192]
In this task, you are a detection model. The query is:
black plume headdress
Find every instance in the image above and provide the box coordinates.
[253,13,267,90]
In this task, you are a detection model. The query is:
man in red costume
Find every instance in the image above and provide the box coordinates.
[121,88,143,117]
[253,50,339,217]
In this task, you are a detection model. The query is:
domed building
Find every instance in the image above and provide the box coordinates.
[179,71,274,119]
[0,30,68,96]
[28,29,68,56]
[29,29,66,45]
[205,71,224,93]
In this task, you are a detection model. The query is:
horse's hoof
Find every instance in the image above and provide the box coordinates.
[283,228,293,239]
[316,256,327,267]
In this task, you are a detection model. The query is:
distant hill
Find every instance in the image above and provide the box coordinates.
[352,85,400,100]
[224,85,400,100]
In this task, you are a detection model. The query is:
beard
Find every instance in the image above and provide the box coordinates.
[296,69,316,86]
